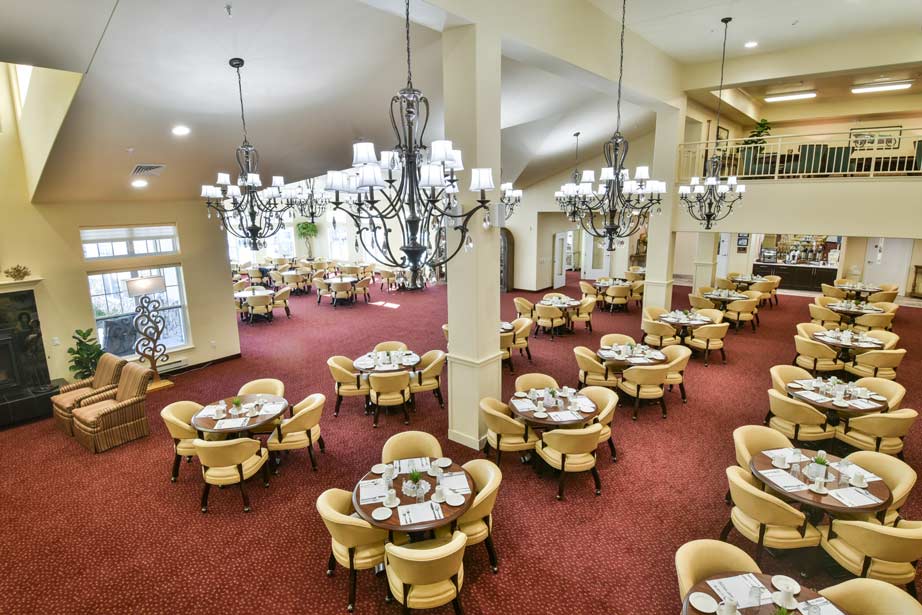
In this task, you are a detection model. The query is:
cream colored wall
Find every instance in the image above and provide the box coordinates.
[905,239,922,294]
[840,237,867,280]
[685,99,743,142]
[0,65,240,381]
[535,213,577,289]
[672,231,696,277]
[507,131,655,291]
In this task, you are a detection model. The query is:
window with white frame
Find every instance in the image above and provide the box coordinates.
[80,225,179,260]
[87,265,190,357]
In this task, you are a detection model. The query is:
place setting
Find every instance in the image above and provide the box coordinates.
[191,393,289,434]
[597,343,666,367]
[510,386,598,425]
[787,377,888,414]
[354,349,421,372]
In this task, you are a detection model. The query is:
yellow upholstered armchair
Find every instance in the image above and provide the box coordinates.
[618,364,669,420]
[688,294,715,310]
[330,282,355,307]
[480,397,539,464]
[820,578,922,614]
[852,312,894,333]
[865,329,900,350]
[354,276,372,303]
[513,296,535,319]
[809,303,843,329]
[686,322,730,367]
[499,330,515,372]
[273,286,292,318]
[384,531,467,613]
[819,518,922,595]
[600,333,635,347]
[327,355,371,416]
[675,539,761,600]
[733,425,794,480]
[72,362,153,453]
[450,459,503,573]
[662,345,692,403]
[604,285,630,312]
[641,319,680,348]
[246,294,274,323]
[369,371,411,428]
[724,299,759,332]
[375,341,408,352]
[841,451,916,526]
[510,317,534,361]
[52,352,126,436]
[836,409,918,457]
[381,430,443,463]
[160,400,203,482]
[845,349,906,380]
[868,290,899,303]
[769,364,812,394]
[821,283,847,299]
[314,278,331,304]
[317,488,390,612]
[194,437,270,513]
[574,346,620,390]
[796,322,827,338]
[722,466,821,564]
[794,335,844,375]
[237,378,286,432]
[569,297,596,332]
[630,280,644,307]
[766,388,835,443]
[534,304,566,339]
[854,377,905,410]
[514,373,558,393]
[580,386,619,462]
[535,424,603,500]
[579,281,600,304]
[379,269,398,292]
[267,393,326,472]
[409,350,446,407]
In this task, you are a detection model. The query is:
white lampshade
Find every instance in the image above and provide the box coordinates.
[469,168,495,192]
[596,185,607,195]
[358,165,385,188]
[125,275,166,298]
[562,182,577,196]
[705,176,717,186]
[554,191,564,198]
[418,164,446,188]
[622,180,637,194]
[210,186,223,199]
[227,185,242,198]
[620,169,630,181]
[272,175,285,187]
[599,167,615,181]
[727,175,738,185]
[511,189,523,198]
[429,140,453,163]
[352,142,377,166]
[693,185,705,194]
[379,150,398,169]
[737,184,747,193]
[200,185,212,198]
[447,149,464,171]
[216,172,231,186]
[580,170,595,183]
[634,166,650,180]
[325,170,348,192]
[678,185,691,195]
[577,182,593,196]
[690,176,700,185]
[717,184,730,194]
[246,173,262,187]
[500,182,513,192]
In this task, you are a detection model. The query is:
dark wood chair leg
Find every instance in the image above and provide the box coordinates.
[591,466,602,495]
[720,348,727,364]
[556,470,568,501]
[347,548,357,612]
[704,349,710,367]
[719,518,734,540]
[659,397,668,419]
[484,535,499,573]
[679,382,687,403]
[607,437,617,462]
[238,480,251,512]
[495,447,502,465]
[434,387,445,408]
[318,436,326,452]
[171,453,182,482]
[724,488,732,505]
[401,402,410,425]
[632,395,640,420]
[200,482,211,513]
[452,597,464,615]
[334,395,342,417]
[373,404,380,428]
[307,442,318,471]
[327,551,336,576]
[262,460,270,486]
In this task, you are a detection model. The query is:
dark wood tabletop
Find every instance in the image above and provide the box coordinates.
[352,458,473,533]
[785,383,888,416]
[596,348,668,370]
[658,314,712,329]
[703,292,748,303]
[827,303,885,317]
[353,351,420,374]
[749,448,891,517]
[191,394,288,434]
[507,392,600,428]
[810,331,884,351]
[682,573,842,614]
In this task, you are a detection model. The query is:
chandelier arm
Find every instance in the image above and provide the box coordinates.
[334,203,403,269]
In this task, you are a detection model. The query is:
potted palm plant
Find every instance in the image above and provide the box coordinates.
[741,118,772,176]
[295,222,319,259]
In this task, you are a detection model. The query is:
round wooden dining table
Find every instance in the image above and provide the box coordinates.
[191,394,289,437]
[749,448,892,522]
[326,276,359,285]
[351,457,474,536]
[508,390,599,441]
[353,350,421,373]
[233,288,275,300]
[827,302,884,324]
[703,292,748,308]
[810,330,884,362]
[658,313,712,340]
[596,346,667,370]
[682,573,847,614]
[835,283,881,300]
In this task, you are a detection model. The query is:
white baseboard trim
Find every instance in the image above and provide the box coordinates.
[448,429,485,451]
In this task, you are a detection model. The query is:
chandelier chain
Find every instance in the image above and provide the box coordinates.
[714,18,730,151]
[235,64,248,144]
[404,0,413,88]
[616,0,626,133]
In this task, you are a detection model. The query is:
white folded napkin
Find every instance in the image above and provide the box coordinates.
[441,471,471,494]
[511,399,536,412]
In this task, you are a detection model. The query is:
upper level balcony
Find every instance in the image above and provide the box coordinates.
[677,127,922,183]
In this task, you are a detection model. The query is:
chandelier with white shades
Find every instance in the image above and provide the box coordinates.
[498,182,523,220]
[678,17,746,229]
[325,0,501,289]
[200,58,311,250]
[559,0,666,251]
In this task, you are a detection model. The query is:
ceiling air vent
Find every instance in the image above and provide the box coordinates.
[130,164,166,177]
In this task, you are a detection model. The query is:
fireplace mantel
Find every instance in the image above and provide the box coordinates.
[0,277,43,293]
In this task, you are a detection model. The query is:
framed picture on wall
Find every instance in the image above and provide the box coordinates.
[849,126,902,151]
[736,233,750,253]
[716,126,729,150]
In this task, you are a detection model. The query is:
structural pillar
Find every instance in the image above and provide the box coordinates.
[644,100,687,310]
[443,24,503,449]
[611,241,630,278]
[692,232,720,291]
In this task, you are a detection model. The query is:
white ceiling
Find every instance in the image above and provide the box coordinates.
[590,0,922,63]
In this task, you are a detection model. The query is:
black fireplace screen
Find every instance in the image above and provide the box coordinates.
[0,291,51,390]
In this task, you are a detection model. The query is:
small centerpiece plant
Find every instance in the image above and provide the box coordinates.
[231,396,242,412]
[408,469,421,486]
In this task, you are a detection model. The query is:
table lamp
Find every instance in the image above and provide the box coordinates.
[125,275,173,391]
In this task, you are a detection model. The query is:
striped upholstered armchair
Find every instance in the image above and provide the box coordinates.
[51,352,126,436]
[72,362,153,453]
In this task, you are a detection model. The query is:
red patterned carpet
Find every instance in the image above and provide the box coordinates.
[2,272,921,614]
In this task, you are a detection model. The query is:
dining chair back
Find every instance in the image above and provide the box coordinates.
[688,294,715,310]
[374,341,408,352]
[821,283,847,299]
[384,531,467,611]
[514,373,558,392]
[381,430,442,463]
[675,539,761,600]
[514,297,535,319]
[600,333,635,347]
[769,364,812,394]
[238,378,285,397]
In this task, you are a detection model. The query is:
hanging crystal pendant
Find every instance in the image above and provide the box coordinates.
[482,210,492,230]
[463,234,475,253]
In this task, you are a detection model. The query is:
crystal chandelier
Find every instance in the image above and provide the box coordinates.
[324,0,496,290]
[200,58,304,250]
[498,182,523,220]
[555,132,594,223]
[678,17,746,229]
[289,178,328,224]
[559,0,666,251]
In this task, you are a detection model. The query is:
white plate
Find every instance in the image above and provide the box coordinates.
[434,457,452,468]
[772,591,798,610]
[870,394,887,401]
[371,507,392,521]
[427,467,441,477]
[788,382,802,389]
[514,391,527,398]
[533,411,549,419]
[833,400,849,408]
[687,592,718,613]
[431,492,446,504]
[371,463,388,475]
[771,575,800,594]
[808,484,829,495]
[579,406,595,414]
[850,478,869,489]
[445,492,465,507]
[384,498,400,509]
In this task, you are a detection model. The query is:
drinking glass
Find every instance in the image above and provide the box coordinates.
[748,586,763,608]
[791,448,802,462]
[790,462,801,479]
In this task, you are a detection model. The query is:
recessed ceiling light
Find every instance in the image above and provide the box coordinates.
[764,91,816,103]
[131,179,149,188]
[744,41,758,48]
[171,125,191,136]
[851,82,912,94]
